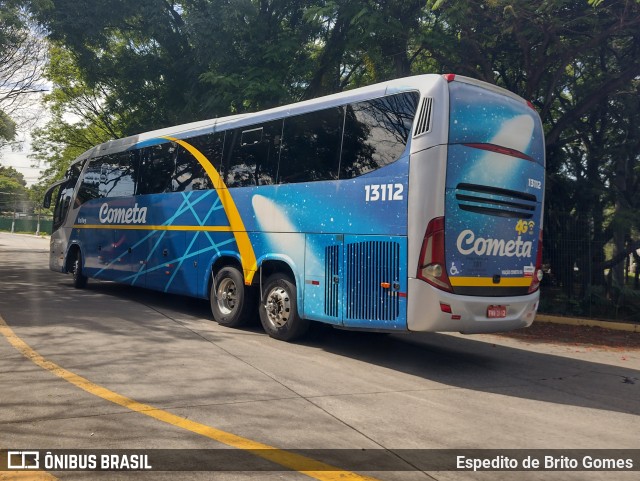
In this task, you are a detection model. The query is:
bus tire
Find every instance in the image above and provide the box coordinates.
[72,250,88,289]
[259,273,309,342]
[211,266,255,327]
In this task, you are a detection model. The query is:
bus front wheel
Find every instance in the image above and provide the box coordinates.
[211,266,255,327]
[259,273,309,341]
[72,250,88,289]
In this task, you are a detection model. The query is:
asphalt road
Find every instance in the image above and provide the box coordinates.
[0,232,638,481]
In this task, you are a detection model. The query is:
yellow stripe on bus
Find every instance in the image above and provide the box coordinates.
[0,315,380,481]
[73,224,233,232]
[162,136,258,285]
[449,277,532,287]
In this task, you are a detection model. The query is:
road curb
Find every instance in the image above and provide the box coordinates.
[535,314,640,333]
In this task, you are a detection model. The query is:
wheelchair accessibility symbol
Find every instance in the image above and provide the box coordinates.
[450,262,460,276]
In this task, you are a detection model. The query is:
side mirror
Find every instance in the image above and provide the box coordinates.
[42,179,66,209]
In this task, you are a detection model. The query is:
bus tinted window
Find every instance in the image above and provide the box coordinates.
[99,152,137,198]
[175,132,223,191]
[174,145,212,191]
[255,121,282,186]
[340,92,419,179]
[279,107,344,183]
[76,159,102,205]
[138,142,177,194]
[221,120,283,187]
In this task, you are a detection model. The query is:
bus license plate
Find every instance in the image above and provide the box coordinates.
[487,305,507,319]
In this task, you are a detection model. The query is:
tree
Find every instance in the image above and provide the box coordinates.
[27,0,220,131]
[0,165,28,213]
[0,1,47,152]
[0,111,16,142]
[25,0,432,125]
[31,44,126,185]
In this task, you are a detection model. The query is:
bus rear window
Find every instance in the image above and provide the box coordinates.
[448,82,544,166]
[340,91,418,178]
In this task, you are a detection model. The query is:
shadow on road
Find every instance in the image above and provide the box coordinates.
[2,253,638,419]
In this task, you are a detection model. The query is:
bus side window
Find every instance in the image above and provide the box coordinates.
[254,120,282,186]
[99,151,137,198]
[279,107,344,184]
[76,159,103,205]
[138,143,176,195]
[221,120,282,187]
[340,92,419,179]
[174,132,222,191]
[220,129,249,187]
[52,161,83,230]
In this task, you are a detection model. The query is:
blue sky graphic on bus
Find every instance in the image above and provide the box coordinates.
[444,82,544,292]
[71,150,410,329]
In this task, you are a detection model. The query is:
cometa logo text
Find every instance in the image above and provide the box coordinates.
[99,203,148,224]
[456,229,532,258]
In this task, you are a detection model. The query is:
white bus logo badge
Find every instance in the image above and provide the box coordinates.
[7,451,40,469]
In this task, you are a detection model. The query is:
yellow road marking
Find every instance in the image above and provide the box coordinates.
[163,136,258,285]
[0,472,58,480]
[0,315,381,480]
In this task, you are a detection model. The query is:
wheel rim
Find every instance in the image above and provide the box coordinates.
[73,258,80,280]
[216,278,238,315]
[264,286,291,329]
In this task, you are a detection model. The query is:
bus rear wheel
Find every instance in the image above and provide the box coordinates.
[211,266,255,327]
[72,250,88,289]
[259,273,309,341]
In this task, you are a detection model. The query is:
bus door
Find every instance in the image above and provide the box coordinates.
[303,234,344,325]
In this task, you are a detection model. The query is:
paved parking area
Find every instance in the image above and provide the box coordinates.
[1,233,638,480]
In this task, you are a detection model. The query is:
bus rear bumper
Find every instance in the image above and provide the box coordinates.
[406,278,539,333]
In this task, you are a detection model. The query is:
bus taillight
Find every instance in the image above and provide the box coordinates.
[417,217,453,292]
[528,230,544,293]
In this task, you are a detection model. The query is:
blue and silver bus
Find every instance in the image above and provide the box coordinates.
[44,74,545,341]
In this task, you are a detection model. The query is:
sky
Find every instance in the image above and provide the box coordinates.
[0,90,49,187]
[1,137,44,187]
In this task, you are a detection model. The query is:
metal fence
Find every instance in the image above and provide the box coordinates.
[0,215,53,235]
[539,212,640,323]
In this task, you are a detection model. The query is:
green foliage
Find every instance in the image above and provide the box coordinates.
[30,43,126,185]
[0,166,26,186]
[0,1,25,46]
[0,166,28,213]
[0,1,23,146]
[0,111,16,141]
